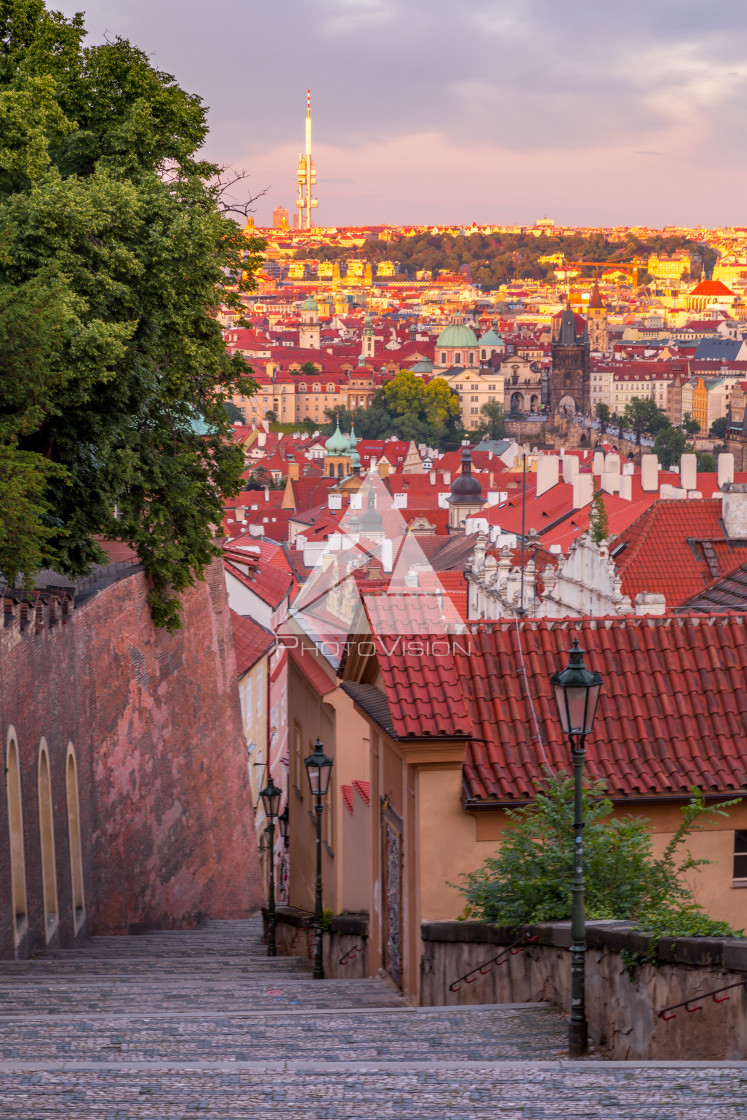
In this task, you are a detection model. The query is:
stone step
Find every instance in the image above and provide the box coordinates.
[0,1006,565,1063]
[0,1063,742,1119]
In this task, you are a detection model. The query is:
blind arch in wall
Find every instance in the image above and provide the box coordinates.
[37,741,58,940]
[6,729,28,943]
[65,744,85,932]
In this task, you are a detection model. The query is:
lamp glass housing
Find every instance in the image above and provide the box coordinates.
[550,639,603,738]
[260,775,282,820]
[278,805,289,841]
[304,737,333,797]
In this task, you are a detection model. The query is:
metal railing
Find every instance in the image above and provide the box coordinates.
[449,934,537,993]
[658,978,747,1021]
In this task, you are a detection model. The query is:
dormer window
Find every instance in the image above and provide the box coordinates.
[299,383,307,391]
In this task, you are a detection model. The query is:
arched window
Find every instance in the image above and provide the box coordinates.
[469,353,474,365]
[455,353,461,365]
[6,729,27,943]
[66,745,85,932]
[481,349,486,359]
[38,741,58,940]
[441,352,446,363]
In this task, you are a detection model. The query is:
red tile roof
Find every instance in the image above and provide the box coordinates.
[286,642,337,696]
[352,779,370,805]
[369,617,747,802]
[614,499,747,608]
[341,784,354,814]
[230,611,275,676]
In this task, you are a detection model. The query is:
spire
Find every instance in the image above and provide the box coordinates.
[588,279,605,310]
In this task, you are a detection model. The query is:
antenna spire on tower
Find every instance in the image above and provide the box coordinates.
[297,89,318,229]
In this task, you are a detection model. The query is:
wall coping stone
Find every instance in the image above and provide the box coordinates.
[264,907,368,938]
[421,919,747,970]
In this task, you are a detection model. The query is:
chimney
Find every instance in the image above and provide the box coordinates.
[235,506,246,523]
[601,472,619,495]
[592,451,605,476]
[618,475,632,502]
[562,456,579,485]
[680,453,697,491]
[718,453,735,489]
[442,470,451,485]
[641,454,659,492]
[572,473,594,509]
[265,487,270,502]
[536,455,559,497]
[722,483,747,539]
[430,470,437,484]
[604,454,621,477]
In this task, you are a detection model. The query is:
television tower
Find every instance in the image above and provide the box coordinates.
[296,90,318,229]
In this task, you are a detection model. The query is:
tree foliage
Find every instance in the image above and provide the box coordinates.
[456,773,741,942]
[0,1,264,628]
[478,399,507,440]
[324,370,460,446]
[588,490,609,545]
[301,230,716,292]
[710,417,728,440]
[682,412,701,437]
[621,396,670,445]
[654,425,687,470]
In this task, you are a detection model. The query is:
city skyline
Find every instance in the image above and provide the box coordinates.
[52,1,747,227]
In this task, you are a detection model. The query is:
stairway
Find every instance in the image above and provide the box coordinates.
[0,916,743,1118]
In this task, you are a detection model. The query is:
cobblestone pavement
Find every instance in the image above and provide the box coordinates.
[0,917,744,1118]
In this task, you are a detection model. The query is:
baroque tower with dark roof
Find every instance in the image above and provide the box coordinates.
[586,281,608,354]
[550,302,591,418]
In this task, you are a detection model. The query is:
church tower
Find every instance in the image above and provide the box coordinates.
[586,280,608,354]
[299,296,321,349]
[446,447,487,533]
[361,313,375,360]
[550,301,590,418]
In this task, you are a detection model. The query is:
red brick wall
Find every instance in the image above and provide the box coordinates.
[0,561,263,959]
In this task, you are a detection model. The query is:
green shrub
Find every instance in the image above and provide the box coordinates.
[456,773,742,945]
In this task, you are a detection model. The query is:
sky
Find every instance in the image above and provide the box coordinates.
[52,0,747,228]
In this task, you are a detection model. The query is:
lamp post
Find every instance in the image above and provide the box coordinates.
[550,638,603,1057]
[259,774,282,957]
[304,737,333,980]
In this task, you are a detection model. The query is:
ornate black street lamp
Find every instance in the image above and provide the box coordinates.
[278,805,289,846]
[550,638,603,1057]
[259,774,282,957]
[304,737,333,980]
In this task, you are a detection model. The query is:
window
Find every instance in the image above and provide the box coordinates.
[293,723,303,794]
[734,831,747,880]
[38,742,58,940]
[482,349,486,359]
[66,746,85,932]
[455,353,461,364]
[469,353,474,364]
[441,352,446,363]
[6,731,27,942]
[471,407,478,415]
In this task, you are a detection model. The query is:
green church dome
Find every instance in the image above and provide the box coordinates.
[325,421,349,455]
[436,322,478,349]
[300,295,318,311]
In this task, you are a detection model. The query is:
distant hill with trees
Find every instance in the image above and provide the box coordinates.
[299,231,716,290]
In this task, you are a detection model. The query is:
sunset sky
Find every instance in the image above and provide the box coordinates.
[54,0,747,228]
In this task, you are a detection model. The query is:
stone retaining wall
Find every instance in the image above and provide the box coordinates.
[421,919,747,1060]
[263,907,369,980]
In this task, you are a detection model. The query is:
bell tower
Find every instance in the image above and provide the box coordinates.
[586,280,608,354]
[550,301,590,419]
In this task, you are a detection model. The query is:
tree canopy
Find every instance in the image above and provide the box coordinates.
[324,370,461,446]
[0,0,264,628]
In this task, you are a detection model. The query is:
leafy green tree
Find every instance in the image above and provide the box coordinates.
[456,773,740,940]
[264,410,277,423]
[423,377,461,438]
[710,417,728,439]
[223,401,244,423]
[588,489,609,545]
[654,425,687,470]
[696,452,717,472]
[383,369,425,416]
[295,360,320,375]
[0,1,264,629]
[479,399,507,440]
[682,412,701,437]
[595,402,610,434]
[622,397,670,445]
